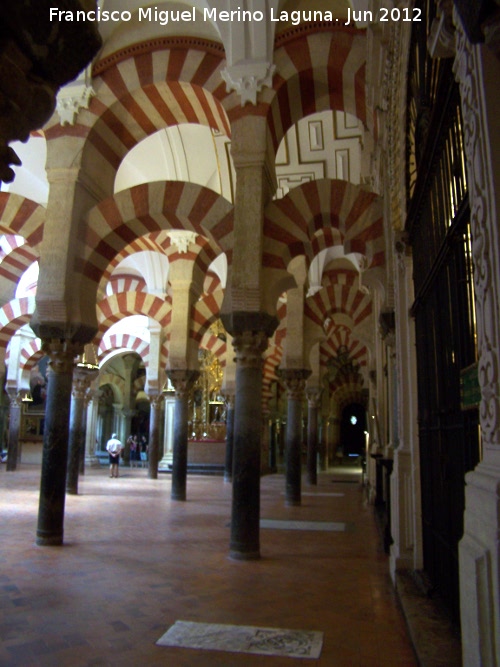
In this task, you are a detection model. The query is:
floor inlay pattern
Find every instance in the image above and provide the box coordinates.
[157,621,323,659]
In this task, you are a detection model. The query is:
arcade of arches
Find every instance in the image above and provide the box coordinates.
[1,2,500,664]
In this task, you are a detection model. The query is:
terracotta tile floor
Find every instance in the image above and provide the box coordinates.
[0,463,417,666]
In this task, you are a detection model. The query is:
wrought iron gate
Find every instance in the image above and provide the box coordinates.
[406,0,480,625]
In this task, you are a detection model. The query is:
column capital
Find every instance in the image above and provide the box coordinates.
[167,369,200,398]
[306,387,323,409]
[43,339,83,375]
[223,393,235,409]
[7,390,22,408]
[148,393,165,409]
[232,330,268,369]
[278,369,311,400]
[71,370,92,400]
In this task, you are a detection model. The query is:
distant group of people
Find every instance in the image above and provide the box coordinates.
[127,434,148,468]
[105,433,148,477]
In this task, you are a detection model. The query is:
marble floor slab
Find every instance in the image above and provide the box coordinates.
[157,620,323,659]
[260,518,348,531]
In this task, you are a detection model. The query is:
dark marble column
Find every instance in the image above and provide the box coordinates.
[36,340,81,546]
[79,390,90,475]
[121,408,136,466]
[6,391,22,471]
[147,393,164,480]
[229,331,268,560]
[66,370,91,495]
[167,370,199,500]
[280,369,310,506]
[223,394,235,483]
[306,388,322,486]
[268,418,277,473]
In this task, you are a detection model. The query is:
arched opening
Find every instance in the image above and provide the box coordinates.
[339,402,366,460]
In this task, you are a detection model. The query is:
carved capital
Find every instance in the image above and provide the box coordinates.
[7,390,22,409]
[56,75,95,126]
[166,230,198,254]
[279,369,311,401]
[221,62,275,106]
[306,388,322,409]
[232,331,268,369]
[42,339,83,375]
[148,393,165,410]
[72,370,92,400]
[223,394,235,410]
[167,369,200,399]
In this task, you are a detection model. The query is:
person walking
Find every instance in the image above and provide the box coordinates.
[106,433,123,478]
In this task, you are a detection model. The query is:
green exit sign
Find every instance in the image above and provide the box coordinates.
[460,363,481,411]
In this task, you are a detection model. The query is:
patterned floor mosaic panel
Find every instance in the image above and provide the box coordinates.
[157,621,323,659]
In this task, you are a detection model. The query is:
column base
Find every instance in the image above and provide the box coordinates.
[285,497,301,507]
[229,549,261,561]
[171,491,186,501]
[36,533,63,546]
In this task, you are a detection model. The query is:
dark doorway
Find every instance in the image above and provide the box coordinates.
[340,403,366,459]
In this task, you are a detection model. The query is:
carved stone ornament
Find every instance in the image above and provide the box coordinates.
[166,230,198,254]
[148,393,165,410]
[56,75,95,126]
[7,391,23,409]
[232,330,268,368]
[221,62,276,106]
[306,388,322,409]
[71,370,92,400]
[42,339,83,375]
[167,369,200,398]
[278,369,311,400]
[453,10,500,446]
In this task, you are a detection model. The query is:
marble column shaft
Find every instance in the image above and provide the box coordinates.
[230,331,268,560]
[224,395,235,483]
[281,369,310,506]
[147,394,164,480]
[168,370,199,500]
[67,371,91,495]
[306,389,322,486]
[36,340,81,546]
[6,393,22,472]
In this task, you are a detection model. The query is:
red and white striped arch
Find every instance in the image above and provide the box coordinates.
[0,297,36,347]
[96,293,172,344]
[263,179,384,271]
[98,232,222,299]
[264,28,370,152]
[81,181,233,289]
[0,243,39,300]
[99,372,126,403]
[98,333,150,365]
[305,274,373,333]
[262,343,284,406]
[199,330,226,363]
[5,337,42,373]
[0,234,23,261]
[320,332,368,371]
[105,274,148,297]
[48,40,231,196]
[0,193,45,247]
[203,270,222,296]
[192,289,224,343]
